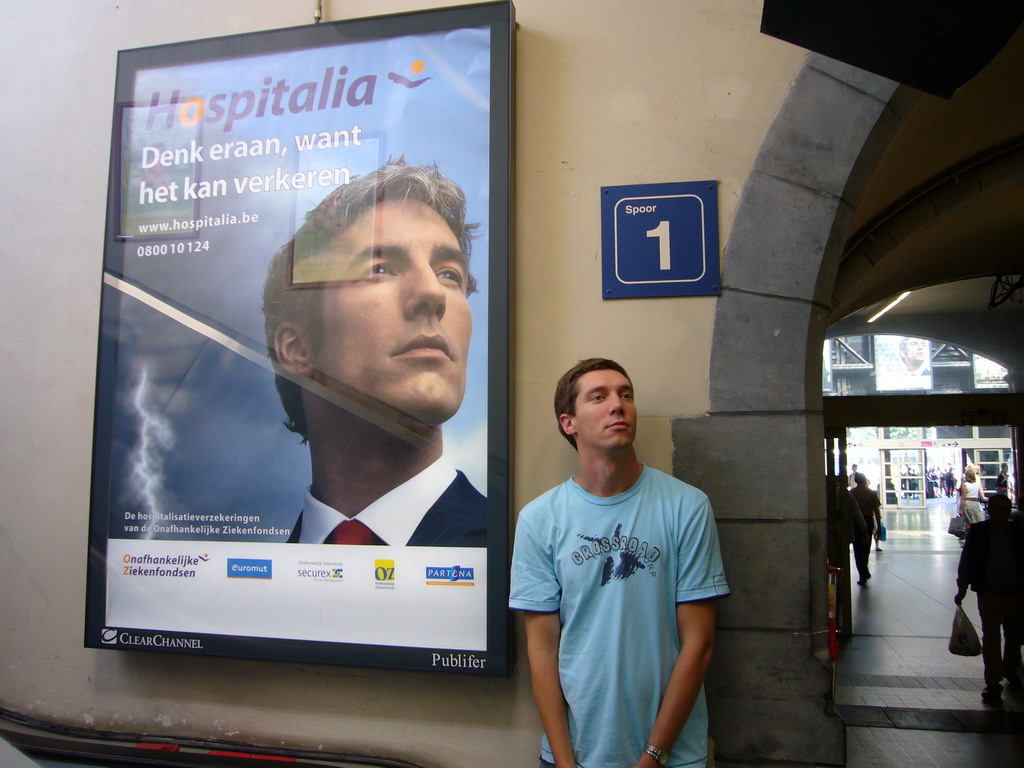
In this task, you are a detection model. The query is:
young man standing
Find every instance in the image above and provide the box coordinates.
[509,358,730,768]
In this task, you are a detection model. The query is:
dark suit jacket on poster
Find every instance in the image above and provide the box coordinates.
[286,470,487,547]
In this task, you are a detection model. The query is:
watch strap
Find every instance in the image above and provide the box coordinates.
[644,744,668,766]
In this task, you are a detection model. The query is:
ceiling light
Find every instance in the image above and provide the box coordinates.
[867,291,911,323]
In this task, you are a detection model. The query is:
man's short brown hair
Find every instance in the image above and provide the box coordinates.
[553,358,631,450]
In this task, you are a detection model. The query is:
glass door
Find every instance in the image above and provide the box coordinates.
[881,449,926,508]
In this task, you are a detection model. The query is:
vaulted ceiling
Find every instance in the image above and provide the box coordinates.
[828,22,1024,367]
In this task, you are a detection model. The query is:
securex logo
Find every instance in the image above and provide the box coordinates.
[425,566,475,586]
[297,559,344,582]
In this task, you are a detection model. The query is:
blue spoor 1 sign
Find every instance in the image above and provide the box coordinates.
[601,181,720,299]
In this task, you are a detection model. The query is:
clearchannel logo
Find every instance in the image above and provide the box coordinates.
[425,566,475,586]
[101,628,204,650]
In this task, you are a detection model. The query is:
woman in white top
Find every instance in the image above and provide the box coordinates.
[959,466,986,525]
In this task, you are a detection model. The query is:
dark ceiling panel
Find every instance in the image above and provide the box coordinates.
[761,0,1024,97]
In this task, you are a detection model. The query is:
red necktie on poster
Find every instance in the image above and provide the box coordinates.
[326,519,383,545]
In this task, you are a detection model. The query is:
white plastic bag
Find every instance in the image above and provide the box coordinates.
[948,605,981,656]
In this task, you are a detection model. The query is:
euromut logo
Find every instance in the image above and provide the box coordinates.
[227,558,272,579]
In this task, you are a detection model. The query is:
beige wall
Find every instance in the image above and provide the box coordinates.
[0,2,804,766]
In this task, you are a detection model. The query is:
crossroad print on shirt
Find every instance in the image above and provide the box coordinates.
[571,523,662,585]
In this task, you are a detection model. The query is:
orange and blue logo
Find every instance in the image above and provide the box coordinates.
[425,566,475,586]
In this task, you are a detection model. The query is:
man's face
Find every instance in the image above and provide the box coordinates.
[560,369,636,454]
[900,338,927,370]
[306,199,472,425]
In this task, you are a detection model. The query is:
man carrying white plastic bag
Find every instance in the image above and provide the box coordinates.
[954,494,1024,703]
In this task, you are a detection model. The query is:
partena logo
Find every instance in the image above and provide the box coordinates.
[425,566,475,586]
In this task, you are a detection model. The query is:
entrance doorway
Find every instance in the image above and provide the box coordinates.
[826,421,1022,729]
[830,423,1016,632]
[881,448,926,509]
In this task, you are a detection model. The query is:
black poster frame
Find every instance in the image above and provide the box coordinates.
[85,1,514,676]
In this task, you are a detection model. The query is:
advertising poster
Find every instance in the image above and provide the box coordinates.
[86,2,514,675]
[973,354,1009,389]
[873,335,932,392]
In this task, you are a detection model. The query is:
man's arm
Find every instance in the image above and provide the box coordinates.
[954,528,974,604]
[523,611,576,768]
[633,598,718,768]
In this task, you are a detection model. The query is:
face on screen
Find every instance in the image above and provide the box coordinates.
[307,199,473,425]
[899,338,927,372]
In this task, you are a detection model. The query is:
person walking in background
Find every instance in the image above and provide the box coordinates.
[954,494,1024,703]
[944,466,956,498]
[997,462,1012,498]
[851,473,882,584]
[846,488,872,586]
[960,466,986,529]
[927,466,940,499]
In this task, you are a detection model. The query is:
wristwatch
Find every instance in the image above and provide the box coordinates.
[644,744,668,766]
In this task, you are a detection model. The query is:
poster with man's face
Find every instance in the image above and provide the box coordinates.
[874,335,933,392]
[87,4,513,675]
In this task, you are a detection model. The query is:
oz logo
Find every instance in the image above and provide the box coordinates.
[374,559,395,582]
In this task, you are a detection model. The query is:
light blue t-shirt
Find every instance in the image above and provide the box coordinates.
[509,467,730,768]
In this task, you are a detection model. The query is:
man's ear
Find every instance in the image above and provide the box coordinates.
[558,413,577,438]
[274,322,316,377]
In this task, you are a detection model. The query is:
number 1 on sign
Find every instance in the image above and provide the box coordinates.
[646,220,671,270]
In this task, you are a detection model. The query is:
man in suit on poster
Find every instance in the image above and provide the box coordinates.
[898,337,931,377]
[262,159,486,547]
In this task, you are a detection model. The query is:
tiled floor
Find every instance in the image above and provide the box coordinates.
[835,496,1024,766]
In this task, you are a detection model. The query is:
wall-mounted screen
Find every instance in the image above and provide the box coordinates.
[873,335,932,392]
[86,1,514,675]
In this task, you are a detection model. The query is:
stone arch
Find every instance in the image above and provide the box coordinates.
[671,55,907,765]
